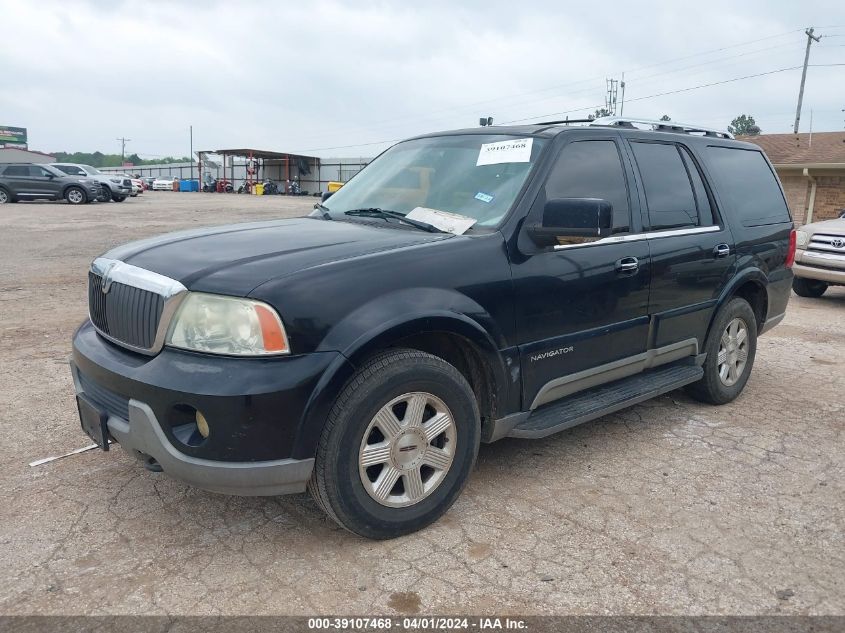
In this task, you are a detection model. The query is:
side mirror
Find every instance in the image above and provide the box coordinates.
[527,198,613,247]
[46,173,56,179]
[321,191,334,202]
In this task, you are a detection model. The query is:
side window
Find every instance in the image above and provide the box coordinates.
[679,147,715,226]
[3,165,29,176]
[630,141,698,230]
[704,147,791,226]
[36,167,54,177]
[545,140,631,233]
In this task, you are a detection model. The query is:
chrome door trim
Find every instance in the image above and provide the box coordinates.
[89,257,188,355]
[553,225,722,250]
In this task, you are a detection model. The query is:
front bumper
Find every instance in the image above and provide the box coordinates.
[794,249,845,284]
[71,320,343,495]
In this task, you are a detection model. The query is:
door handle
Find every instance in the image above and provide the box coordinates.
[615,256,639,273]
[713,243,731,258]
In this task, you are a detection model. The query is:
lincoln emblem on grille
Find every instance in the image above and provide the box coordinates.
[101,262,118,294]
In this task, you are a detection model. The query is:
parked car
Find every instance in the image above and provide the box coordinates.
[142,177,156,190]
[0,163,100,204]
[791,215,845,297]
[115,174,143,196]
[152,176,178,191]
[51,163,131,202]
[70,117,794,538]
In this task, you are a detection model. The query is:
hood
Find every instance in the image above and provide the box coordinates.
[803,217,845,236]
[102,217,452,295]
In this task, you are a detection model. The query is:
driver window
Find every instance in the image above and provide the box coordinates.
[544,140,631,234]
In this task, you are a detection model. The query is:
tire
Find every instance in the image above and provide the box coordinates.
[309,349,481,539]
[98,186,111,203]
[65,186,87,205]
[792,277,827,298]
[686,297,758,405]
[112,195,127,202]
[0,188,10,204]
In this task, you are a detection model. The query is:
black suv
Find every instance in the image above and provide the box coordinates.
[0,163,101,204]
[70,118,795,538]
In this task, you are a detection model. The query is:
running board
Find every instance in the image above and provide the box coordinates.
[509,363,704,439]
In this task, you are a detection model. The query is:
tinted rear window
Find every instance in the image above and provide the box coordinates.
[704,147,790,226]
[2,165,29,176]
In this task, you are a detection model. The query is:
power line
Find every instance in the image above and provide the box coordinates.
[295,27,808,143]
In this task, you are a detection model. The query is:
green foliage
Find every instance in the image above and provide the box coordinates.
[727,114,761,136]
[659,114,672,121]
[51,151,191,167]
[588,108,612,121]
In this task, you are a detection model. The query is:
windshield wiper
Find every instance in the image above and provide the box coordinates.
[343,208,443,233]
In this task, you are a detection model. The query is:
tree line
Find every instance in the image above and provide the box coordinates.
[50,151,191,167]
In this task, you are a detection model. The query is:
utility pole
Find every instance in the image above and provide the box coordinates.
[793,27,822,134]
[116,137,131,163]
[189,125,193,187]
[605,78,619,115]
[619,73,626,116]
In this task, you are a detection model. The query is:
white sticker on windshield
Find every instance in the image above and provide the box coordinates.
[476,137,533,166]
[407,207,477,235]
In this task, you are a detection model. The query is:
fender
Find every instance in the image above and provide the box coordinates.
[293,288,514,458]
[707,266,769,336]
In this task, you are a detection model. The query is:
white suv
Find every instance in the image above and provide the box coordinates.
[51,163,132,202]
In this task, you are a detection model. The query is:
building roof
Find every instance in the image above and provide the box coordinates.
[738,131,845,166]
[202,148,317,161]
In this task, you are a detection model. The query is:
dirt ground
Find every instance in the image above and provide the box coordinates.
[0,192,843,616]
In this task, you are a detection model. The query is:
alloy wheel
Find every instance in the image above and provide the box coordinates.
[717,317,749,386]
[358,392,456,508]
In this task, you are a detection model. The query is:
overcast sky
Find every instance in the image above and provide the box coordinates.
[2,0,843,160]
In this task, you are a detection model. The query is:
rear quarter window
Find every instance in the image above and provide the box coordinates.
[704,146,791,227]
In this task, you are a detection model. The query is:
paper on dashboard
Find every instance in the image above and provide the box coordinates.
[407,207,477,235]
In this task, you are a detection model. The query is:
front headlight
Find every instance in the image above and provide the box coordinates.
[796,230,809,248]
[166,293,289,356]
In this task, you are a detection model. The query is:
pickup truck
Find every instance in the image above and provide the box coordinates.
[70,117,795,538]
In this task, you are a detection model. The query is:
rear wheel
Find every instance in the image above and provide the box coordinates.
[309,349,480,539]
[112,194,127,202]
[0,188,10,204]
[65,187,87,205]
[792,277,827,298]
[686,297,757,405]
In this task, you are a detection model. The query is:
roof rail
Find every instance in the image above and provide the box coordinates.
[590,116,734,139]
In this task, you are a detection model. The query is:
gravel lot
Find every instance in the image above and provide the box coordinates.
[0,192,843,616]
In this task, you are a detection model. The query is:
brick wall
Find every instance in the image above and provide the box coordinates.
[779,174,810,224]
[774,170,845,225]
[812,176,845,222]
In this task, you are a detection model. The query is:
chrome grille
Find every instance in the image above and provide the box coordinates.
[808,233,845,256]
[88,272,166,350]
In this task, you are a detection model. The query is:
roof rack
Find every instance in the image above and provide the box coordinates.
[589,116,734,139]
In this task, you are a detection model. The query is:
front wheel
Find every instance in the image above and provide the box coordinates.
[309,349,480,539]
[112,195,127,202]
[0,188,10,204]
[98,187,111,202]
[65,187,87,205]
[686,297,758,405]
[792,277,827,298]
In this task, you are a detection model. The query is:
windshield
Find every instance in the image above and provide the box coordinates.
[323,134,547,227]
[80,165,101,175]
